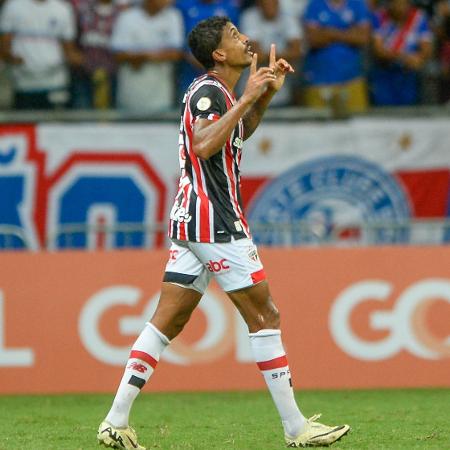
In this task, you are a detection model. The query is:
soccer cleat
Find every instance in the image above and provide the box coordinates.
[285,414,350,447]
[97,421,146,450]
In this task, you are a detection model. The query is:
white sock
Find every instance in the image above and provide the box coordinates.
[105,322,170,428]
[249,329,306,438]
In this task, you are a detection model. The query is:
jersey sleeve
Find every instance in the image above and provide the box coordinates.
[189,84,227,122]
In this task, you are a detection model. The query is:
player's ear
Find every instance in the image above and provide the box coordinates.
[212,48,226,64]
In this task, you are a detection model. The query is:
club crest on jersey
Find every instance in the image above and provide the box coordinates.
[247,246,259,262]
[247,155,411,245]
[196,97,211,111]
[170,202,192,223]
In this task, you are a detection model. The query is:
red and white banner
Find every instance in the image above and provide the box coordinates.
[0,119,449,250]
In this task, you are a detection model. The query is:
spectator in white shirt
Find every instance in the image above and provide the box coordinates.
[111,0,184,114]
[240,0,302,106]
[0,0,83,109]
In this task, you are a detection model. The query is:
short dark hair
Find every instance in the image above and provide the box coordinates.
[188,16,230,70]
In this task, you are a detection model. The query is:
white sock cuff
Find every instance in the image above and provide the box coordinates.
[248,329,285,363]
[248,328,281,338]
[146,322,171,345]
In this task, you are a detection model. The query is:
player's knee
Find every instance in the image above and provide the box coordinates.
[151,308,191,340]
[266,306,280,329]
[251,304,280,331]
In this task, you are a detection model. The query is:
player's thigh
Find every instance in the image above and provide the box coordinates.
[150,282,203,339]
[188,238,279,332]
[188,238,266,293]
[153,240,210,338]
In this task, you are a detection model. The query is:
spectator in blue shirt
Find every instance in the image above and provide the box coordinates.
[175,0,241,98]
[370,0,433,105]
[302,0,371,114]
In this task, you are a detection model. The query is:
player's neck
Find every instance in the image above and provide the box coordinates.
[208,66,241,93]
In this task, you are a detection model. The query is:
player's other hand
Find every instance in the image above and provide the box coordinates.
[241,52,277,104]
[268,44,294,92]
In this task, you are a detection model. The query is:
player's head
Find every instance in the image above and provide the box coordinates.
[188,16,253,70]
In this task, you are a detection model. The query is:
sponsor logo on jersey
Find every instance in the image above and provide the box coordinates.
[206,259,230,273]
[169,249,179,261]
[170,201,192,223]
[247,156,411,245]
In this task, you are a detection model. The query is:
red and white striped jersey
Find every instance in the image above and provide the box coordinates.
[168,73,251,243]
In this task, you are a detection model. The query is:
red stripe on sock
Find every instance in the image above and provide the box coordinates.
[129,350,158,369]
[257,355,288,371]
[251,269,266,284]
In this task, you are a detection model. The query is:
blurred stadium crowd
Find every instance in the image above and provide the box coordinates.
[0,0,449,113]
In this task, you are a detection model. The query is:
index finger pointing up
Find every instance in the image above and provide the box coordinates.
[269,43,276,68]
[250,52,258,75]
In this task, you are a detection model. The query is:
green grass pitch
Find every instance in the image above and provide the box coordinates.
[1,388,449,449]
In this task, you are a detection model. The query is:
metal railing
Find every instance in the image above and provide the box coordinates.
[45,222,166,250]
[249,219,450,247]
[1,219,449,251]
[0,225,32,250]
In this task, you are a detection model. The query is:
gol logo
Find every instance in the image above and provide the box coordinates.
[329,279,450,361]
[206,259,230,273]
[78,286,252,365]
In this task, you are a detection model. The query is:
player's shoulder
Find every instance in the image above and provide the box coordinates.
[188,75,226,99]
[187,75,228,113]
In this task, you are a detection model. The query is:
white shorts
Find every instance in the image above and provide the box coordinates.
[163,238,266,293]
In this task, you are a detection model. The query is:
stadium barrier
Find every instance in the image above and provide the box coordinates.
[0,246,449,394]
[35,219,450,249]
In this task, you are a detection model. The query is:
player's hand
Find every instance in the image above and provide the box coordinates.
[241,52,277,104]
[267,44,294,92]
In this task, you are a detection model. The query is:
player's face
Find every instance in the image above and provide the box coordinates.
[218,22,253,68]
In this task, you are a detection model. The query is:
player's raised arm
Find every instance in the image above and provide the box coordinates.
[242,44,294,141]
[192,52,276,160]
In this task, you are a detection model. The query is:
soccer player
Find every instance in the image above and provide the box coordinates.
[97,16,350,449]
